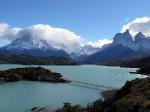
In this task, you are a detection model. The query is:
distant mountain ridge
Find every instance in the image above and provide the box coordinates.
[0,32,100,59]
[70,45,101,60]
[0,35,71,58]
[0,29,150,63]
[84,30,150,63]
[113,30,150,51]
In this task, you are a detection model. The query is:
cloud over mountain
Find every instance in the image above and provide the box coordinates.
[18,24,83,53]
[0,23,112,54]
[1,16,150,55]
[0,23,9,33]
[121,17,150,37]
[0,24,82,53]
[0,23,21,41]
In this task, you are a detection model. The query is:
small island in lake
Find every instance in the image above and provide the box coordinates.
[0,67,68,83]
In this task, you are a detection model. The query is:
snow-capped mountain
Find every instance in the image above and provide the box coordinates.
[84,30,150,63]
[0,32,100,59]
[0,36,70,58]
[4,36,53,50]
[81,45,101,55]
[70,45,101,59]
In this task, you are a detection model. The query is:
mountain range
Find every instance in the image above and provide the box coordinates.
[0,35,70,58]
[83,30,150,63]
[0,29,150,64]
[0,33,101,60]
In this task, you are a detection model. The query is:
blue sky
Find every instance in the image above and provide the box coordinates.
[0,0,150,41]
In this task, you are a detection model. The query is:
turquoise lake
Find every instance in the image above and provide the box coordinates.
[0,64,145,112]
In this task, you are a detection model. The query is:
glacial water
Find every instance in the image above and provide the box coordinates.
[0,64,144,112]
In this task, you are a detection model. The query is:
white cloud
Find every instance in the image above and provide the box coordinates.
[0,23,9,31]
[0,23,112,54]
[3,27,21,41]
[121,17,150,37]
[0,23,9,36]
[87,39,112,48]
[0,23,21,41]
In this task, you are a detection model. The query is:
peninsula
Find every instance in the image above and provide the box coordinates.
[0,67,68,83]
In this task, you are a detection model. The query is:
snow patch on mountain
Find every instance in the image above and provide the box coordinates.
[5,36,54,51]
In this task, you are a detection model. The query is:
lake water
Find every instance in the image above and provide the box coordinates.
[0,64,145,112]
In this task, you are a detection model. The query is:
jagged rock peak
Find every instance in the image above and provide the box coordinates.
[134,32,145,39]
[113,29,133,45]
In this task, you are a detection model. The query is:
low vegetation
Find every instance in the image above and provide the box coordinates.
[0,67,68,83]
[0,54,78,65]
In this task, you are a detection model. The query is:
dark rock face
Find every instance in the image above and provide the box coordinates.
[134,32,146,43]
[113,30,133,45]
